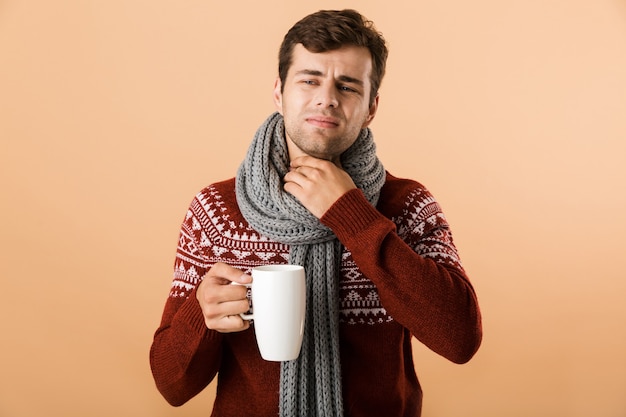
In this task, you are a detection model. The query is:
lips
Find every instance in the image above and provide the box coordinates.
[306,115,340,128]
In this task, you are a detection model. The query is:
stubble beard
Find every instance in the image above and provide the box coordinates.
[284,117,362,163]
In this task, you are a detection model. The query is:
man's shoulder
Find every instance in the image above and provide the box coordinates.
[381,171,431,198]
[204,177,236,191]
[193,177,238,209]
[197,177,236,197]
[379,171,436,216]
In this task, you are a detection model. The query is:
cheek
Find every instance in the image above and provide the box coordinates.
[287,95,307,112]
[359,105,376,127]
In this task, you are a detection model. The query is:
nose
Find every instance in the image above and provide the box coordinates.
[316,84,339,108]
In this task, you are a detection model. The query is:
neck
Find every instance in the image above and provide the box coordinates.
[285,133,342,166]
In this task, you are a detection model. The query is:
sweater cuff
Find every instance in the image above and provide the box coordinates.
[176,287,222,343]
[321,188,395,243]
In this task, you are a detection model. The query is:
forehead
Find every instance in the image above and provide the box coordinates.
[288,44,373,82]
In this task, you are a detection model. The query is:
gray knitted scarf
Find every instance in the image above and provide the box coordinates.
[235,112,385,417]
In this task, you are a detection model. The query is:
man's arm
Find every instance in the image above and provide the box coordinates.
[149,197,251,406]
[284,157,481,363]
[150,289,222,406]
[322,186,482,364]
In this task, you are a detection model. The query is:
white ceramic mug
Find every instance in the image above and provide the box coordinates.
[240,264,306,361]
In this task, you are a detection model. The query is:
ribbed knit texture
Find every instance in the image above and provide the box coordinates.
[235,112,386,417]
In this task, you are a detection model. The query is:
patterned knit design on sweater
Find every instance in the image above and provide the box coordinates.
[170,181,463,328]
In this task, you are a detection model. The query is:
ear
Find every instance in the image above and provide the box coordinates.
[361,94,379,128]
[273,77,283,114]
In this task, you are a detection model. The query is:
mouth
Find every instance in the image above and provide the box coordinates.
[305,115,340,129]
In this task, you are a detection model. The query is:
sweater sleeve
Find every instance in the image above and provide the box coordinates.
[320,182,482,364]
[149,194,224,406]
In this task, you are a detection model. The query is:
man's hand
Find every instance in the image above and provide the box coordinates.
[283,155,357,218]
[196,262,252,333]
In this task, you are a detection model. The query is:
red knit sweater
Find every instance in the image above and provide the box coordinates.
[150,172,482,417]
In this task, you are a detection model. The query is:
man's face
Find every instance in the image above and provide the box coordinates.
[274,44,379,164]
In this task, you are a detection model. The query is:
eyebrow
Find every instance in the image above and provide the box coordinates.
[295,69,364,87]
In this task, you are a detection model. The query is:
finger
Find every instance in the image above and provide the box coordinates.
[283,169,307,187]
[199,279,249,305]
[201,295,251,332]
[289,155,312,168]
[213,298,251,318]
[214,314,250,333]
[290,163,327,181]
[208,310,251,333]
[208,262,251,284]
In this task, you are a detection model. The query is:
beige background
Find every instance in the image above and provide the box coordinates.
[1,1,625,416]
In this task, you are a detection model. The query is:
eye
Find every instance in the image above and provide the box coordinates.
[338,85,357,93]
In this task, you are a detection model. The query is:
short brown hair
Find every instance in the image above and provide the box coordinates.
[278,9,388,107]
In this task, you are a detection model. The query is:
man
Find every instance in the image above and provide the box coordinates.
[150,9,482,417]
